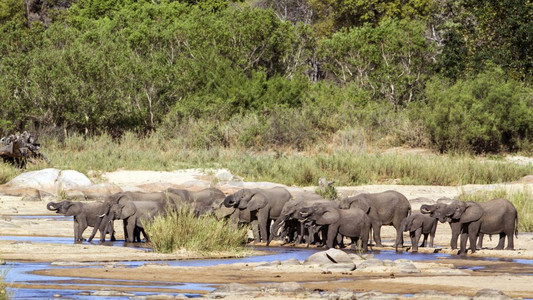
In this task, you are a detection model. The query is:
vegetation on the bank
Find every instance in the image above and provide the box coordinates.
[1,133,531,186]
[0,0,531,155]
[144,206,250,254]
[461,187,533,232]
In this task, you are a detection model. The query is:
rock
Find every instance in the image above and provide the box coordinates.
[281,258,301,265]
[517,175,533,183]
[412,290,470,300]
[211,283,259,293]
[474,289,511,300]
[92,290,135,297]
[304,249,353,265]
[394,261,420,274]
[76,183,122,199]
[410,197,436,206]
[321,263,357,272]
[436,197,455,204]
[275,282,306,293]
[356,259,384,269]
[4,168,91,195]
[355,291,398,300]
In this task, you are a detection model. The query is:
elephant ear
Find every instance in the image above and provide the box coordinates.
[247,196,267,212]
[409,217,424,232]
[352,199,370,213]
[64,202,80,216]
[459,202,483,224]
[316,207,340,225]
[120,201,137,219]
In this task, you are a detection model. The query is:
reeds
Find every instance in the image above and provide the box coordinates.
[1,132,530,188]
[144,206,250,254]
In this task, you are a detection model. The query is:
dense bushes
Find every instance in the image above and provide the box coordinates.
[423,67,533,153]
[0,0,532,154]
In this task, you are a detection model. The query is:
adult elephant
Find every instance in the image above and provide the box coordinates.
[46,200,115,242]
[223,187,291,244]
[269,195,333,246]
[166,187,225,216]
[421,198,518,254]
[339,190,411,248]
[395,212,437,252]
[88,191,180,242]
[298,203,370,252]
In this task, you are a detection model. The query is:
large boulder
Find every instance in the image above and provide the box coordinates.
[2,168,91,195]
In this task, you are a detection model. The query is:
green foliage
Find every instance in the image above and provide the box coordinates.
[0,0,531,154]
[423,67,533,153]
[144,205,250,254]
[308,0,435,35]
[460,187,533,232]
[318,20,436,106]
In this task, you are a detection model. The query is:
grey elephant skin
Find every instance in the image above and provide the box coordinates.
[166,188,226,216]
[223,187,291,243]
[269,196,332,246]
[395,212,437,252]
[421,198,518,254]
[46,200,115,242]
[299,203,371,252]
[89,191,181,242]
[339,190,411,247]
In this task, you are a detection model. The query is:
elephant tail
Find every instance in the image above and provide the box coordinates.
[515,211,519,239]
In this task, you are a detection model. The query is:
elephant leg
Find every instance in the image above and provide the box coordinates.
[73,219,80,242]
[249,219,260,243]
[495,233,506,250]
[296,222,305,245]
[256,210,269,243]
[506,230,514,250]
[125,219,136,243]
[326,225,339,249]
[477,233,484,250]
[361,230,369,252]
[394,223,404,248]
[412,229,422,252]
[372,222,383,247]
[450,222,460,250]
[420,232,428,248]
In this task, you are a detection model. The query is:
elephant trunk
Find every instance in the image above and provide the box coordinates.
[46,202,59,212]
[223,194,237,208]
[270,217,286,238]
[420,204,433,214]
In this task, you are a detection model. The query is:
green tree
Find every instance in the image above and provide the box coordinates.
[423,67,533,153]
[318,19,436,107]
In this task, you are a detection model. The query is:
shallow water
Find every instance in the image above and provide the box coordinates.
[0,235,152,251]
[2,236,533,299]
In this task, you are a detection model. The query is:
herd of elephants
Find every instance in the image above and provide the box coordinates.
[46,187,519,255]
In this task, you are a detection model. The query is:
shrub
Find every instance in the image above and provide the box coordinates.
[144,206,250,254]
[423,67,533,153]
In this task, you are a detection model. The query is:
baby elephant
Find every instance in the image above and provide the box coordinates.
[395,212,437,252]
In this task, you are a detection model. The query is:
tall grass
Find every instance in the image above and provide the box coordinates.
[460,187,533,232]
[1,132,530,187]
[144,206,250,254]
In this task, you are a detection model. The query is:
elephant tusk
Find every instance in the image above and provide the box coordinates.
[98,213,106,218]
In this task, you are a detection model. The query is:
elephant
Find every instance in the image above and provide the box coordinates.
[46,200,115,242]
[421,198,518,254]
[395,212,437,252]
[269,195,333,246]
[339,190,411,248]
[298,203,370,252]
[166,187,225,216]
[223,187,291,244]
[88,191,180,242]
